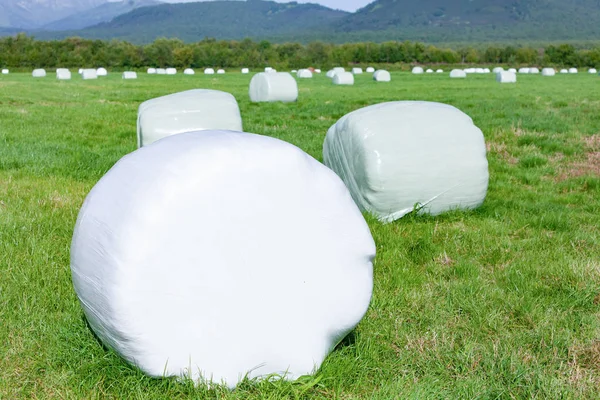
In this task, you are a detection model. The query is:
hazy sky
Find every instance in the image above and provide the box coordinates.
[161,0,373,12]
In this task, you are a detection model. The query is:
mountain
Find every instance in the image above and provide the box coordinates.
[42,0,161,31]
[38,0,349,42]
[0,0,108,28]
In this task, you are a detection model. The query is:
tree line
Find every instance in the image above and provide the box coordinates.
[1,34,599,69]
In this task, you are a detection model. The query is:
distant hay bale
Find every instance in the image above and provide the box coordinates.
[475,68,485,74]
[297,69,313,78]
[426,69,434,73]
[373,70,391,82]
[496,71,517,83]
[241,68,250,74]
[137,89,242,147]
[184,68,195,75]
[1,69,8,74]
[156,68,167,75]
[97,68,108,76]
[464,68,476,74]
[82,69,97,80]
[332,72,354,85]
[529,67,540,74]
[588,68,597,74]
[147,68,157,74]
[450,69,466,78]
[483,68,491,73]
[518,68,530,74]
[352,67,363,74]
[265,67,274,73]
[493,67,504,73]
[249,72,298,103]
[122,71,137,80]
[32,69,46,78]
[326,70,336,78]
[412,66,424,74]
[366,67,375,73]
[56,68,71,80]
[291,70,298,73]
[204,68,215,75]
[217,69,225,74]
[542,68,556,76]
[560,69,569,74]
[166,68,177,75]
[314,69,321,73]
[333,67,345,74]
[569,68,578,74]
[436,69,443,73]
[508,68,517,73]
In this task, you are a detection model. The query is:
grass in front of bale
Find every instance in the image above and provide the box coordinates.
[1,71,599,398]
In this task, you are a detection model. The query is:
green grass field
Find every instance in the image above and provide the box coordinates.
[1,71,599,399]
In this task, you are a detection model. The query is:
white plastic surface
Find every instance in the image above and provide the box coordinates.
[137,89,242,147]
[242,68,250,74]
[78,68,83,74]
[204,68,215,75]
[217,69,225,74]
[464,68,476,74]
[157,68,167,75]
[1,69,8,74]
[97,68,108,76]
[249,72,298,103]
[332,72,354,85]
[184,68,195,75]
[496,71,517,83]
[71,130,375,389]
[366,67,375,73]
[373,70,391,82]
[314,69,321,73]
[333,67,345,74]
[569,68,578,73]
[57,69,71,80]
[508,68,517,73]
[412,67,424,74]
[529,67,540,74]
[426,69,434,73]
[352,68,363,74]
[436,69,443,73]
[32,69,46,77]
[166,68,177,75]
[493,67,504,73]
[450,69,466,78]
[82,69,97,80]
[589,68,597,74]
[542,68,556,76]
[326,70,336,78]
[265,67,274,72]
[297,69,313,78]
[323,101,489,223]
[122,71,137,80]
[560,69,569,74]
[518,68,530,74]
[147,68,157,74]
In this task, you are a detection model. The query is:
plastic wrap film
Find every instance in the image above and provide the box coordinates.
[542,68,556,76]
[166,68,177,75]
[492,67,504,73]
[157,68,167,75]
[326,70,336,78]
[82,69,97,80]
[97,68,108,76]
[450,69,466,78]
[32,69,46,77]
[297,69,313,78]
[70,130,375,388]
[2,69,9,74]
[529,67,540,74]
[569,68,578,74]
[323,101,489,223]
[588,68,597,74]
[147,68,156,74]
[217,69,226,74]
[352,68,363,74]
[56,69,71,80]
[426,69,434,73]
[137,89,242,148]
[332,72,354,85]
[411,66,424,74]
[241,68,250,74]
[204,68,215,75]
[249,72,298,103]
[333,67,345,74]
[373,70,391,82]
[122,71,137,80]
[183,68,195,75]
[366,67,375,73]
[496,71,517,83]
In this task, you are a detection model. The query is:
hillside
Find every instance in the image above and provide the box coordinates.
[42,0,161,31]
[40,0,349,42]
[0,0,107,28]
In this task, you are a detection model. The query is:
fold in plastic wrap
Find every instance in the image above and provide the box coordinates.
[249,72,298,102]
[71,130,375,388]
[137,89,242,147]
[323,101,489,223]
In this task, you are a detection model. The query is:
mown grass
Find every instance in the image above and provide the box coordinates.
[1,71,599,399]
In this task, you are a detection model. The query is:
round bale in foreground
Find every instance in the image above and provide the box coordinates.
[323,101,489,223]
[137,89,242,147]
[249,72,298,102]
[71,130,375,389]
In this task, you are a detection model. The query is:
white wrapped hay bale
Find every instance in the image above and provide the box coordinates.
[147,68,157,74]
[97,68,108,76]
[426,69,434,73]
[166,68,177,75]
[157,68,167,75]
[366,67,375,73]
[184,68,195,75]
[542,68,556,76]
[122,71,137,80]
[496,71,517,83]
[217,69,226,74]
[314,69,321,73]
[493,67,504,73]
[71,130,375,389]
[560,69,568,74]
[265,67,274,73]
[450,69,466,78]
[249,72,298,103]
[352,67,363,74]
[333,67,345,74]
[326,70,336,78]
[323,101,489,222]
[373,70,391,82]
[32,69,46,78]
[82,69,98,80]
[508,68,517,73]
[569,68,578,74]
[436,69,443,73]
[56,69,71,80]
[137,89,242,147]
[483,68,491,73]
[204,68,215,75]
[332,72,354,85]
[412,66,424,74]
[241,68,250,74]
[475,68,485,74]
[464,68,476,74]
[518,68,530,74]
[291,70,298,73]
[588,68,597,74]
[297,69,313,78]
[529,67,540,74]
[2,69,8,74]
